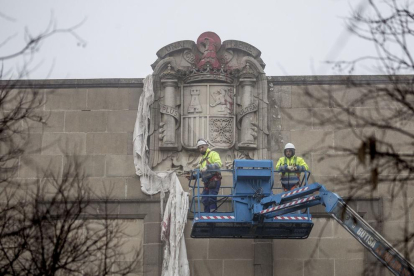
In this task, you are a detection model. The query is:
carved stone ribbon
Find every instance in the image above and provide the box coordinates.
[237,102,258,128]
[160,103,181,129]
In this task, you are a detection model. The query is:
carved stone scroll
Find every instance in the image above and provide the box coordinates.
[237,102,258,128]
[159,103,180,128]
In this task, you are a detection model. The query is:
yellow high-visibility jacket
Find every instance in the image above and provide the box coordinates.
[199,148,222,183]
[275,156,309,188]
[275,156,309,171]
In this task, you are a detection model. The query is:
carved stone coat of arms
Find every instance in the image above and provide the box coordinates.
[147,32,270,173]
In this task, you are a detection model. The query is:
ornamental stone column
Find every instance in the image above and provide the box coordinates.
[158,64,180,150]
[238,77,257,148]
[160,78,178,148]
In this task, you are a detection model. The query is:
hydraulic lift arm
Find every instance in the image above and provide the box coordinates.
[254,183,414,276]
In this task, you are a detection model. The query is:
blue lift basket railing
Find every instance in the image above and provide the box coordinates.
[188,159,414,276]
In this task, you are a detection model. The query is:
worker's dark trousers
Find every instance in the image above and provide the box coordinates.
[201,180,221,212]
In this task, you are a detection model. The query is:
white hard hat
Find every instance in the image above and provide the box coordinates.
[196,139,208,147]
[284,143,295,150]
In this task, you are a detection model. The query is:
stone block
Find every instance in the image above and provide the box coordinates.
[0,178,40,202]
[280,108,312,131]
[332,221,354,238]
[65,111,107,132]
[312,108,349,130]
[333,128,375,153]
[269,109,282,132]
[44,88,87,110]
[273,85,291,108]
[106,155,136,177]
[87,177,126,199]
[291,85,329,108]
[86,133,128,155]
[123,87,142,110]
[185,238,209,260]
[382,221,414,243]
[87,88,130,110]
[144,222,161,244]
[332,85,376,108]
[143,244,162,266]
[44,111,65,132]
[26,111,65,133]
[312,153,355,176]
[365,263,394,276]
[118,201,154,217]
[126,177,160,200]
[351,107,387,126]
[119,238,142,261]
[322,176,379,198]
[193,260,223,276]
[290,130,334,155]
[62,155,105,177]
[184,220,193,238]
[121,219,144,239]
[378,182,414,199]
[18,133,43,155]
[304,259,334,276]
[42,133,86,155]
[223,260,254,276]
[112,260,143,276]
[2,89,44,111]
[254,242,272,265]
[273,239,318,259]
[335,259,365,276]
[319,238,364,259]
[309,218,333,238]
[143,264,160,276]
[273,259,303,276]
[397,111,414,130]
[127,132,133,155]
[209,239,254,259]
[379,129,414,153]
[355,200,381,221]
[107,110,137,132]
[19,155,62,178]
[142,204,162,223]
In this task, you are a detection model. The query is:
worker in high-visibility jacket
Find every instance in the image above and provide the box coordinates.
[275,143,309,192]
[187,138,222,212]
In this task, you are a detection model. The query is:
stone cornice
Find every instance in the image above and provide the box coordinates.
[1,75,412,89]
[0,78,144,89]
[269,75,414,86]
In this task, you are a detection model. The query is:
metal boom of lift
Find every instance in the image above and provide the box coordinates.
[189,159,414,276]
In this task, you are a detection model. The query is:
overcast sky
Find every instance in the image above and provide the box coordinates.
[0,0,376,80]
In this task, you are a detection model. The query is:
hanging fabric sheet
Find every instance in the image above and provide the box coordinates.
[133,75,190,276]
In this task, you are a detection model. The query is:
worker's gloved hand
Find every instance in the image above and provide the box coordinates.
[287,165,296,171]
[201,167,207,172]
[279,165,288,172]
[297,165,305,172]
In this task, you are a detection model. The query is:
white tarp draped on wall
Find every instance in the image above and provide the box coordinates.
[133,75,190,276]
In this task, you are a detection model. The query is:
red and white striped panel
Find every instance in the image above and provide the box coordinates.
[281,186,309,198]
[260,196,316,214]
[195,216,235,220]
[274,216,310,220]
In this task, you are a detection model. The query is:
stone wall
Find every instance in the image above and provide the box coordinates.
[2,76,413,276]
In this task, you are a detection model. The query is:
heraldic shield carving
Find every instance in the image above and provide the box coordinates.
[182,84,235,149]
[148,32,270,173]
